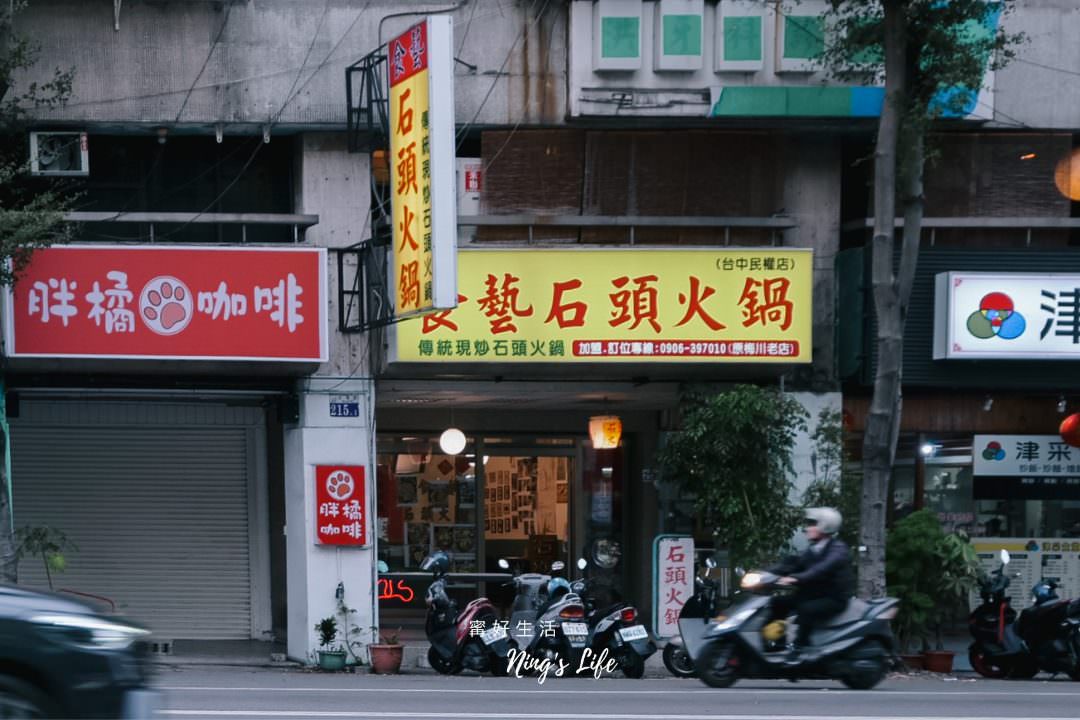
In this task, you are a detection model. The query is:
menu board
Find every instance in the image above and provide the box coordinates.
[972,538,1080,610]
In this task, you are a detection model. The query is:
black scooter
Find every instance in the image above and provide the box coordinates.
[575,558,657,678]
[694,569,898,690]
[969,549,1080,679]
[664,556,726,678]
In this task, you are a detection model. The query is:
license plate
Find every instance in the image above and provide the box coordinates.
[481,625,508,645]
[620,625,648,642]
[562,622,589,636]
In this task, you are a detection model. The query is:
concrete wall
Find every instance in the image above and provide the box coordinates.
[568,0,834,118]
[15,0,567,130]
[781,135,841,392]
[996,0,1080,130]
[568,0,1080,129]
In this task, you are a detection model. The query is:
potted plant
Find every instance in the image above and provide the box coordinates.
[924,531,981,673]
[315,617,347,671]
[885,509,980,672]
[15,525,77,590]
[368,627,403,674]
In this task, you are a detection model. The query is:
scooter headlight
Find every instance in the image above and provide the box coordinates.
[740,572,763,589]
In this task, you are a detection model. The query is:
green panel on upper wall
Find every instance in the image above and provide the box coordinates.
[663,14,702,56]
[783,15,824,60]
[723,16,762,61]
[602,17,640,58]
[710,87,855,117]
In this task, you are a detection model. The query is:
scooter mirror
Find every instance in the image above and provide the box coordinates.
[1000,549,1011,565]
[497,558,510,570]
[377,560,389,573]
[733,566,745,577]
[706,557,718,570]
[577,558,587,570]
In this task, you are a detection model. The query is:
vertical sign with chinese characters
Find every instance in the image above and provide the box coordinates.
[388,16,457,320]
[316,465,367,546]
[653,535,694,638]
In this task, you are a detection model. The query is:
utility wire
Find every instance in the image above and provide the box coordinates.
[106,0,361,243]
[482,3,560,173]
[456,0,549,152]
[1014,57,1080,79]
[174,3,235,123]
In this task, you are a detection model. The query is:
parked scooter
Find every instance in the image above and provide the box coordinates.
[574,558,657,678]
[501,558,591,673]
[664,556,726,678]
[969,549,1080,679]
[501,558,555,653]
[421,552,512,676]
[693,568,899,689]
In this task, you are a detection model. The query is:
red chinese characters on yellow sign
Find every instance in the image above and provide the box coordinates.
[394,250,812,363]
[389,22,433,316]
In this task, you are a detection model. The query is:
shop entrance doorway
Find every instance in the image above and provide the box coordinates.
[482,454,573,578]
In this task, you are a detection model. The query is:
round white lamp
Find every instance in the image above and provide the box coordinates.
[439,428,467,455]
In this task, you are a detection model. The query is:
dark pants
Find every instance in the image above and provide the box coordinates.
[771,595,846,646]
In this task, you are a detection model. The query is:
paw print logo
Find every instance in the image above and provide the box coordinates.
[326,470,355,501]
[966,292,1025,340]
[139,276,193,336]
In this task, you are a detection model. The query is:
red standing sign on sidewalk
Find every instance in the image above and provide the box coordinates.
[316,465,367,546]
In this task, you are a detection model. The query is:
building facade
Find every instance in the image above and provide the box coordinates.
[7,0,1079,660]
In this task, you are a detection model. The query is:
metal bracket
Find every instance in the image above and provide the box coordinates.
[346,50,389,154]
[336,233,395,333]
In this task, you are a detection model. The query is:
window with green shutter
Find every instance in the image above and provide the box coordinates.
[783,15,824,60]
[723,16,762,62]
[663,14,701,56]
[602,16,640,58]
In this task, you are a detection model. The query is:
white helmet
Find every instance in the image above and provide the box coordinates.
[804,507,842,536]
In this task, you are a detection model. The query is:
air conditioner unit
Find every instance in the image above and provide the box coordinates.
[456,157,482,216]
[29,131,89,176]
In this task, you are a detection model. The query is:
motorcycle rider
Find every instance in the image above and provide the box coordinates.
[769,507,853,664]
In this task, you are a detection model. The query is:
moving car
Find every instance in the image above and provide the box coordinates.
[0,584,157,718]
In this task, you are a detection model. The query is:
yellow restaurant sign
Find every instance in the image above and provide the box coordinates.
[392,249,812,363]
[388,17,456,318]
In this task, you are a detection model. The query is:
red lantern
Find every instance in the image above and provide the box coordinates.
[1060,413,1080,448]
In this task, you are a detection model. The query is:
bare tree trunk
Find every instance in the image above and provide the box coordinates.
[858,0,908,599]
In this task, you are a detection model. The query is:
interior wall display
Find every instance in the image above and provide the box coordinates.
[397,476,419,505]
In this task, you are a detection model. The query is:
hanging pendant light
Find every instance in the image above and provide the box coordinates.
[439,427,466,455]
[589,415,622,449]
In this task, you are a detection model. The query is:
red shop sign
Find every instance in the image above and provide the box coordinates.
[4,245,327,361]
[316,465,367,546]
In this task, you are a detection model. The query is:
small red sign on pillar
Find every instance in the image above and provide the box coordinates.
[315,465,367,546]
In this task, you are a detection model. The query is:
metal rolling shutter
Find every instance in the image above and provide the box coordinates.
[10,422,253,640]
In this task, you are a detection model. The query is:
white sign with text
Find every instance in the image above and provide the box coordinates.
[934,272,1080,360]
[653,535,694,639]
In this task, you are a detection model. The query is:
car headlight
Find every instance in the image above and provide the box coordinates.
[32,613,150,651]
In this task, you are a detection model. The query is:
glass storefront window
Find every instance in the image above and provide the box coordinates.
[376,435,588,621]
[925,465,976,535]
